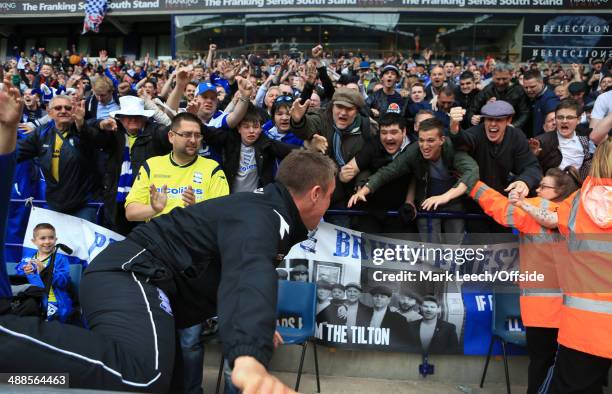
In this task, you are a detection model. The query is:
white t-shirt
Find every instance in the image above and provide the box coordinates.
[232,143,259,193]
[591,90,612,120]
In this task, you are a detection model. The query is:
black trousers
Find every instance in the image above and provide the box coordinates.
[526,326,558,394]
[547,345,611,394]
[0,242,176,393]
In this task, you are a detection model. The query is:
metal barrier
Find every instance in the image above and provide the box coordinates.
[5,200,489,251]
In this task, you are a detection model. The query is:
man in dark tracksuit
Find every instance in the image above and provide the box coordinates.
[0,150,338,393]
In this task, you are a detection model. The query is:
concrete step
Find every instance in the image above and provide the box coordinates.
[203,367,528,394]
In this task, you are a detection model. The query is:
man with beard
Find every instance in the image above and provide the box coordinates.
[522,70,559,137]
[406,295,460,354]
[367,64,404,118]
[392,289,422,322]
[473,63,530,131]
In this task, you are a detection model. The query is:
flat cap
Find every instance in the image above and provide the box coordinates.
[369,285,392,297]
[345,282,362,291]
[481,100,515,118]
[316,279,333,290]
[331,283,345,291]
[332,87,365,109]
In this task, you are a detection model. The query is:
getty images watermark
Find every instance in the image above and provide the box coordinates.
[370,244,545,284]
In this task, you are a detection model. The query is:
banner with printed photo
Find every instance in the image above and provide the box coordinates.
[22,207,125,267]
[282,222,524,355]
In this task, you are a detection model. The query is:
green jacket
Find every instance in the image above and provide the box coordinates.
[366,139,479,205]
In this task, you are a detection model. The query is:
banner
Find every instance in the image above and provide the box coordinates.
[22,207,125,267]
[281,222,525,355]
[522,15,612,62]
[0,0,609,17]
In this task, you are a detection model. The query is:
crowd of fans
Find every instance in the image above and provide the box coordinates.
[2,43,611,241]
[1,42,612,394]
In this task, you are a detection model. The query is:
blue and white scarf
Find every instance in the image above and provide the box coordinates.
[332,117,361,167]
[116,137,134,202]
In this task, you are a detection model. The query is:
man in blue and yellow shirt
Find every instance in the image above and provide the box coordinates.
[125,112,229,222]
[124,111,228,394]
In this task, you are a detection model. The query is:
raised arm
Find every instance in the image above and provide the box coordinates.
[0,76,22,154]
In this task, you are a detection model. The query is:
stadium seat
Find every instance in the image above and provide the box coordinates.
[276,280,321,392]
[212,281,321,394]
[68,264,82,302]
[479,286,526,394]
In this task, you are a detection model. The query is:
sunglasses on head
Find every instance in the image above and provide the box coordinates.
[275,95,293,103]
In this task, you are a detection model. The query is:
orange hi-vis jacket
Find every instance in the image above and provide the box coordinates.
[555,176,612,359]
[470,181,562,328]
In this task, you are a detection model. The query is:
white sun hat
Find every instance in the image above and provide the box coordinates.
[110,96,155,118]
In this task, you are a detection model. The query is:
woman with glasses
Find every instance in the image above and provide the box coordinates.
[470,166,581,394]
[529,98,596,180]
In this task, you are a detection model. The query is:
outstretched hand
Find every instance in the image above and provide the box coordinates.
[0,76,24,130]
[347,186,370,208]
[290,99,310,123]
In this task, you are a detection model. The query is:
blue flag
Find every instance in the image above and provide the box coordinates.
[83,0,110,34]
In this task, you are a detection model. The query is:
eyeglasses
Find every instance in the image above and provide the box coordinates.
[51,105,72,111]
[172,130,203,140]
[555,115,578,121]
[537,183,557,190]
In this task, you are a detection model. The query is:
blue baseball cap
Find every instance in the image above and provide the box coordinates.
[196,82,217,96]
